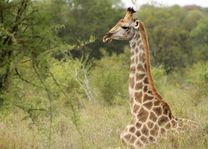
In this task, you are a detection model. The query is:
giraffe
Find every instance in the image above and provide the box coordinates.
[103,7,200,149]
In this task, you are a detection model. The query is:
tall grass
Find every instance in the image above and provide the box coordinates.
[0,52,208,149]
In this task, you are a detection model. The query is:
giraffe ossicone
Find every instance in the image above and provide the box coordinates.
[103,7,201,149]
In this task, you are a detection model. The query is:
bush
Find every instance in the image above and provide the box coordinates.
[89,49,129,105]
[152,66,168,91]
[185,62,208,84]
[184,62,208,96]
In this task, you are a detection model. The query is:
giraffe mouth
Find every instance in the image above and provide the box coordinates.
[103,33,113,43]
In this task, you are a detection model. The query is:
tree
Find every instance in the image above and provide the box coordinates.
[190,17,208,62]
[0,0,31,90]
[137,5,205,72]
[46,0,126,58]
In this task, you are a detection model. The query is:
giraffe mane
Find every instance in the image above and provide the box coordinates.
[139,22,163,100]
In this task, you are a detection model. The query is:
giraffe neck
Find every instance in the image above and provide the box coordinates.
[121,22,200,149]
[128,23,162,109]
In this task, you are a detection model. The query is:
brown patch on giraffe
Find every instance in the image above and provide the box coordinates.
[139,44,144,49]
[139,52,145,62]
[136,73,145,80]
[132,42,136,49]
[158,116,169,127]
[129,126,136,133]
[149,112,157,122]
[136,41,140,47]
[141,136,149,144]
[165,122,171,129]
[148,136,156,142]
[135,122,142,129]
[135,33,140,39]
[153,100,160,106]
[124,134,131,141]
[160,128,166,135]
[135,82,143,90]
[143,93,154,102]
[171,119,177,127]
[135,48,139,53]
[133,104,140,113]
[163,105,169,115]
[143,77,148,84]
[135,130,141,137]
[162,102,172,119]
[147,90,153,95]
[130,66,136,73]
[137,64,145,72]
[153,107,162,116]
[143,101,153,110]
[137,107,149,122]
[141,125,149,136]
[129,135,136,143]
[147,121,154,129]
[134,92,142,103]
[150,125,159,136]
[143,85,148,92]
[135,140,143,147]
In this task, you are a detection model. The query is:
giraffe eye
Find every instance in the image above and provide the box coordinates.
[121,26,129,30]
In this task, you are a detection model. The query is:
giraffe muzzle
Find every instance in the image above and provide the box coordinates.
[103,32,113,43]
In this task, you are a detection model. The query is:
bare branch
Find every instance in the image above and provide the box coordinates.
[74,67,95,102]
[31,60,53,149]
[15,68,43,88]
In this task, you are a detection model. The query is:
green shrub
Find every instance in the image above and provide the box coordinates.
[152,66,168,91]
[89,49,129,105]
[185,62,208,83]
[185,62,208,96]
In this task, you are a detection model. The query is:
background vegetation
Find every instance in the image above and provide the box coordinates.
[0,0,208,149]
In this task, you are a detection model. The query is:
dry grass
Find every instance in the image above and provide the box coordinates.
[0,68,208,149]
[0,103,129,149]
[0,91,208,149]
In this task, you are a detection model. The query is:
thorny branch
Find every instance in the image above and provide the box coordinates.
[31,60,53,149]
[15,68,43,89]
[74,67,95,102]
[48,71,85,149]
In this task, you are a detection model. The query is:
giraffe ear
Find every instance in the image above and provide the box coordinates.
[133,20,140,29]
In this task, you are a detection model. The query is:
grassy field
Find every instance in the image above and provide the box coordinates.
[0,57,208,149]
[0,78,208,149]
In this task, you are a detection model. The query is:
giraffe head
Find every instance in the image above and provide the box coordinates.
[103,7,140,43]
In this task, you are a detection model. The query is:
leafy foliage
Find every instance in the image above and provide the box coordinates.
[89,49,129,105]
[137,5,207,71]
